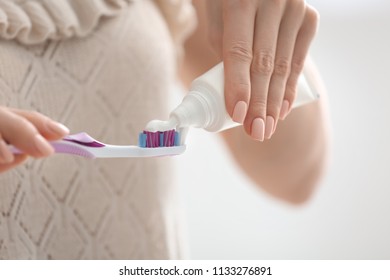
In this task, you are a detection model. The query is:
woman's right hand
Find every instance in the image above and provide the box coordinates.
[0,106,69,173]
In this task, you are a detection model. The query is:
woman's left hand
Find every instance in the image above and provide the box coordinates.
[205,0,319,141]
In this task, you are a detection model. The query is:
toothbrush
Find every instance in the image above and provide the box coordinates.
[9,131,185,158]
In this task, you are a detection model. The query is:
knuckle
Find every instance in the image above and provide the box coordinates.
[6,114,37,145]
[291,57,305,74]
[250,99,267,117]
[285,82,298,99]
[286,95,296,107]
[30,111,45,120]
[15,115,38,134]
[306,5,320,28]
[226,41,253,63]
[229,81,251,97]
[252,49,274,76]
[10,114,37,134]
[266,98,281,114]
[273,57,290,77]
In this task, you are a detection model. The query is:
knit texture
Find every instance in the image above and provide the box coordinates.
[0,0,195,259]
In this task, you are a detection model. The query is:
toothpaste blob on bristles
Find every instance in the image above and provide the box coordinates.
[138,130,180,148]
[139,118,181,148]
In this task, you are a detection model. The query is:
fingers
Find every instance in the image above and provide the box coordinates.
[0,106,70,172]
[222,0,257,125]
[0,132,27,173]
[0,109,53,158]
[0,107,69,158]
[240,1,319,141]
[0,154,28,173]
[244,1,284,141]
[283,5,319,119]
[265,0,306,135]
[0,135,14,163]
[9,108,69,141]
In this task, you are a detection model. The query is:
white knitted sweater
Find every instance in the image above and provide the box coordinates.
[0,0,195,259]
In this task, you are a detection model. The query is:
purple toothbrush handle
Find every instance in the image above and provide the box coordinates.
[51,142,96,158]
[10,132,104,159]
[62,132,105,147]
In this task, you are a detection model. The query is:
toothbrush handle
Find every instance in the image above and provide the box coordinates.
[8,133,185,159]
[9,141,95,159]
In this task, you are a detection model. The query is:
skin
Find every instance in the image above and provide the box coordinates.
[205,0,320,140]
[180,0,329,204]
[0,107,69,172]
[0,0,329,204]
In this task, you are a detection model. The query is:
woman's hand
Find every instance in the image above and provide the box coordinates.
[205,0,319,141]
[0,107,69,173]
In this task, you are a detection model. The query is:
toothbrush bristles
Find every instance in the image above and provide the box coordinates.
[138,129,180,148]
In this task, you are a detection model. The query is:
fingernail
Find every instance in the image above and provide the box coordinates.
[0,139,14,163]
[251,118,265,141]
[265,116,275,140]
[34,135,54,156]
[47,121,70,135]
[279,100,290,120]
[232,101,248,124]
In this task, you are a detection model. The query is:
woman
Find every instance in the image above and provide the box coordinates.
[0,0,329,259]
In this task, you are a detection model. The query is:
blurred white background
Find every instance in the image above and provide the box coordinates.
[175,0,390,259]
